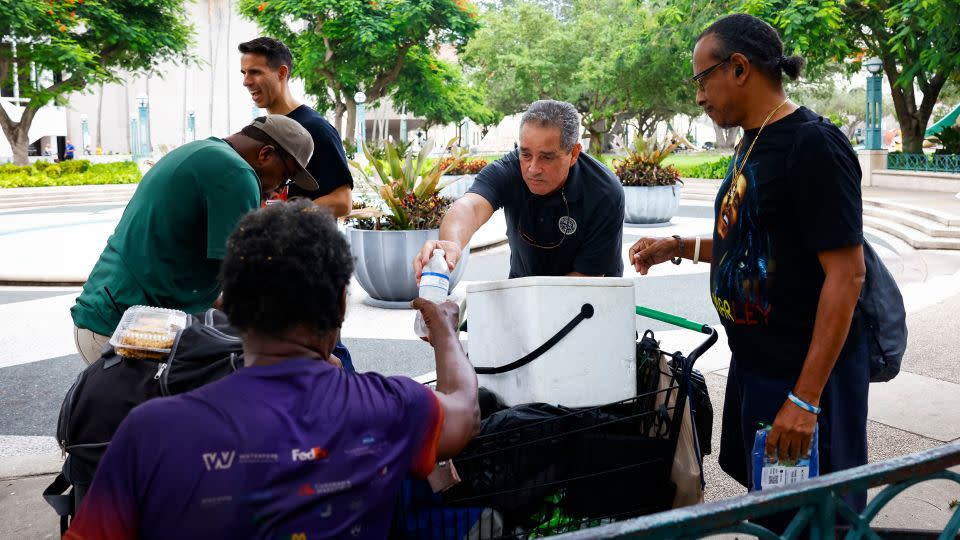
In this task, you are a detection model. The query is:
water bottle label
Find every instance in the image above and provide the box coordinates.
[760,465,809,489]
[420,272,450,293]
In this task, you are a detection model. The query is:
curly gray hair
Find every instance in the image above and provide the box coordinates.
[520,100,581,152]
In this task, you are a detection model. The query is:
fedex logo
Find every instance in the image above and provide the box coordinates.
[202,451,236,471]
[291,447,328,462]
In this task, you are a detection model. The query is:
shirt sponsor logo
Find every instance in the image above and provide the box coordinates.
[202,451,236,471]
[290,533,307,540]
[345,441,388,457]
[297,480,353,496]
[291,447,329,462]
[200,495,233,505]
[238,452,279,464]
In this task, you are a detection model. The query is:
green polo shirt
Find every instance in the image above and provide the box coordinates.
[72,138,261,336]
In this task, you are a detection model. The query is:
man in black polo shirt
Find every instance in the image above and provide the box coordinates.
[238,37,356,371]
[238,37,353,216]
[414,100,624,279]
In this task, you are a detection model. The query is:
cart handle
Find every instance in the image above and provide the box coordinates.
[636,305,711,335]
[636,305,718,369]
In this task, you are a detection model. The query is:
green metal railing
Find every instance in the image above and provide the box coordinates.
[888,153,960,173]
[553,439,960,539]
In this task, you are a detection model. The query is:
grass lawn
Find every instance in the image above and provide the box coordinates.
[662,152,725,167]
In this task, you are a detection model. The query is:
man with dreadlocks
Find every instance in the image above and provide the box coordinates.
[629,13,868,515]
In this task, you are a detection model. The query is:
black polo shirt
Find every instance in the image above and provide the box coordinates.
[468,150,624,278]
[285,105,353,199]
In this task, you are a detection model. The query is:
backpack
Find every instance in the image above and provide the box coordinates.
[43,309,244,534]
[860,241,908,382]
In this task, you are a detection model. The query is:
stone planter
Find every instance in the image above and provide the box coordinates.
[623,184,682,225]
[439,174,476,199]
[348,227,470,308]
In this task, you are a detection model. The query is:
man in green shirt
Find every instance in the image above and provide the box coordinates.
[71,115,318,364]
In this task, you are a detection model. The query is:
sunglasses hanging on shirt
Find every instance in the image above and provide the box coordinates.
[517,188,578,249]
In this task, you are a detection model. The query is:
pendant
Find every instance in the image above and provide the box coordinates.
[558,215,577,235]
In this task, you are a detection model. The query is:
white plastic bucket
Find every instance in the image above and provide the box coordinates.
[466,276,637,407]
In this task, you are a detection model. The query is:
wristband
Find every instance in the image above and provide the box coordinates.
[693,236,701,264]
[788,392,821,415]
[671,235,684,265]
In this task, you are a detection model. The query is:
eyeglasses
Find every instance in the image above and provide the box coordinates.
[517,189,571,250]
[691,58,730,91]
[276,157,297,193]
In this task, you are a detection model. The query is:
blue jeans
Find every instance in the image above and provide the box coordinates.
[333,339,355,372]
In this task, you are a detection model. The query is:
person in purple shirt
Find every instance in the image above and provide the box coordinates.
[66,199,481,540]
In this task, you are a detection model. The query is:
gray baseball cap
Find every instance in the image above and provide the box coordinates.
[249,115,319,191]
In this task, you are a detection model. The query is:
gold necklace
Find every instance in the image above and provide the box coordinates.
[731,98,791,182]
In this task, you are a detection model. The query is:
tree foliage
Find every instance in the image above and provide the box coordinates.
[392,46,501,137]
[463,0,725,154]
[0,0,193,164]
[744,0,960,154]
[240,0,480,140]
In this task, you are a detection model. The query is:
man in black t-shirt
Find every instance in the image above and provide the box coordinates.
[413,100,624,280]
[238,37,353,217]
[629,15,869,513]
[238,37,356,371]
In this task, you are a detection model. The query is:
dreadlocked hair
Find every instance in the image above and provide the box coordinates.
[699,13,805,83]
[219,199,353,336]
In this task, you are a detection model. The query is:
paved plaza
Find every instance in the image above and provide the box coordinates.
[1,189,959,537]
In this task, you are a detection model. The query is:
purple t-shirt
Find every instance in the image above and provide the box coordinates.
[67,359,443,540]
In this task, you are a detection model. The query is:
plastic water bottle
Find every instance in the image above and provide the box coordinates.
[414,249,451,338]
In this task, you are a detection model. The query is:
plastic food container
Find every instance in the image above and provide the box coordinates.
[109,306,188,359]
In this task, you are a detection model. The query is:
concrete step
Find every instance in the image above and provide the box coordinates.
[863,206,960,239]
[863,197,960,227]
[863,215,960,250]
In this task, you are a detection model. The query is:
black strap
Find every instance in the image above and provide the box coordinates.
[43,472,73,534]
[474,303,594,375]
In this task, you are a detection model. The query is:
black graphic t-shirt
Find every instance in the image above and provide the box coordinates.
[710,107,863,377]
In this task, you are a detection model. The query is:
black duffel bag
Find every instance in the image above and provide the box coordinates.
[44,309,244,534]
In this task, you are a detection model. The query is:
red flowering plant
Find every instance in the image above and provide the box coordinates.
[348,137,468,230]
[437,156,488,176]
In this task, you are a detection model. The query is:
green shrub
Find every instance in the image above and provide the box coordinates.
[33,159,52,171]
[675,156,732,179]
[0,160,140,188]
[60,159,91,174]
[0,163,33,175]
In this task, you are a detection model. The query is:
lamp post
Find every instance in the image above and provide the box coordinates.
[129,113,140,159]
[136,93,152,156]
[864,57,884,151]
[79,113,90,156]
[399,111,407,143]
[354,91,367,153]
[187,110,196,143]
[252,104,261,120]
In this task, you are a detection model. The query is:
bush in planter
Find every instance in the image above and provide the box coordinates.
[45,164,63,178]
[346,137,470,304]
[615,141,685,224]
[613,142,682,187]
[349,136,467,230]
[34,159,52,171]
